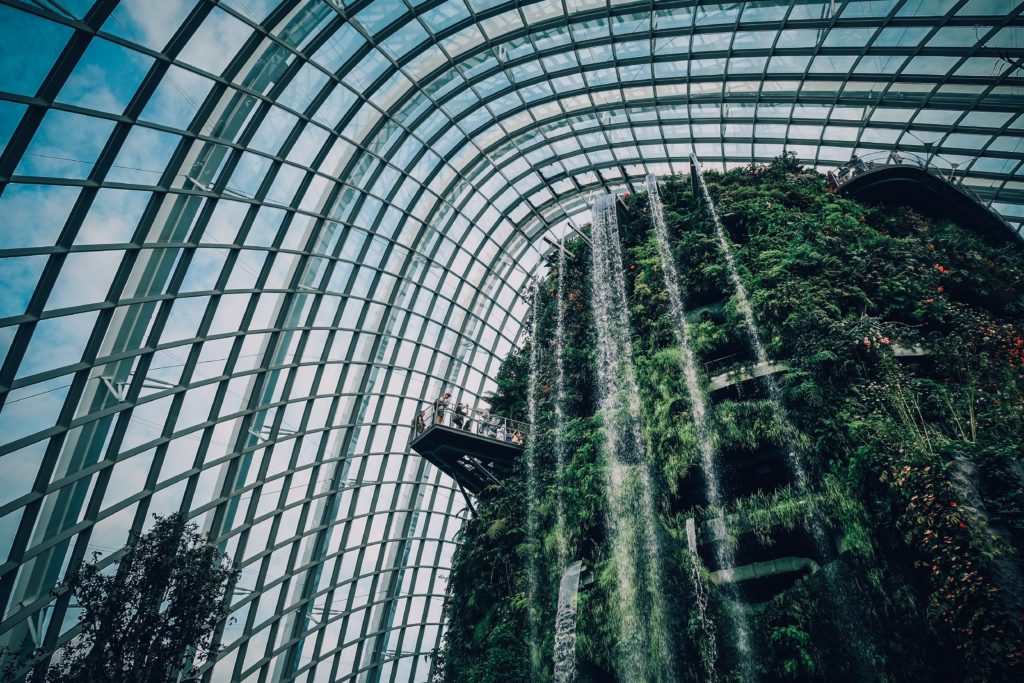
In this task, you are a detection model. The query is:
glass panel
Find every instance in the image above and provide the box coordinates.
[45,251,121,310]
[0,5,72,96]
[0,185,80,249]
[105,0,196,51]
[16,111,116,180]
[178,6,254,76]
[57,38,154,115]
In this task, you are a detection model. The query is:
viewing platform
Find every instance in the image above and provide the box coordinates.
[831,151,1020,245]
[409,404,528,498]
[710,556,820,602]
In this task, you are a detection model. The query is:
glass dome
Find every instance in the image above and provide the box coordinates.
[0,1,1021,681]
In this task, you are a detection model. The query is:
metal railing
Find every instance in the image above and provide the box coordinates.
[413,402,531,446]
[830,150,1022,242]
[703,351,753,377]
[831,150,993,209]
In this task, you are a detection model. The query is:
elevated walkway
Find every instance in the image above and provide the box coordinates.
[709,360,789,394]
[893,344,928,358]
[409,404,527,498]
[710,556,820,602]
[832,152,1020,245]
[686,507,825,602]
[707,345,928,396]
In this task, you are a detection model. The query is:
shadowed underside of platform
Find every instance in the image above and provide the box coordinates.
[409,425,523,496]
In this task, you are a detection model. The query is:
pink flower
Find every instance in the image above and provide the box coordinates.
[881,337,890,345]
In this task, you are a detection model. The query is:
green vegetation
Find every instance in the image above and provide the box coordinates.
[3,513,238,683]
[436,155,1024,682]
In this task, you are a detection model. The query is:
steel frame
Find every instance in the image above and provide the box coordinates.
[0,1,1022,682]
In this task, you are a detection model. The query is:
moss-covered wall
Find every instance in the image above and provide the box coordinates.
[433,155,1024,683]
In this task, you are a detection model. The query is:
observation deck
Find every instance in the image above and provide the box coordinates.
[831,151,1020,245]
[409,404,528,499]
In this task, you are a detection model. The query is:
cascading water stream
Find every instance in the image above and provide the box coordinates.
[553,242,570,567]
[525,282,543,677]
[688,157,812,490]
[646,174,755,682]
[552,561,583,683]
[689,156,876,680]
[690,157,836,553]
[589,193,677,683]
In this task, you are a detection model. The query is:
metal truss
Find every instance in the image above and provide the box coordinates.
[0,1,1021,682]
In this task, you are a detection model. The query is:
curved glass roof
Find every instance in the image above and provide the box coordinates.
[0,1,1022,681]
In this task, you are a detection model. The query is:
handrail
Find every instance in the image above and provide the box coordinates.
[703,351,748,376]
[413,402,530,446]
[830,150,1021,243]
[832,150,993,210]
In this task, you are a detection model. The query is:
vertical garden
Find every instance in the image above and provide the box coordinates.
[432,155,1024,683]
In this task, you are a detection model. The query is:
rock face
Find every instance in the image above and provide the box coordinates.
[950,454,1024,617]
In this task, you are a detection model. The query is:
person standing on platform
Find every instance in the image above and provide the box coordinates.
[434,391,451,424]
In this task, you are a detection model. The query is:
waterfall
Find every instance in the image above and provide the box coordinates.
[688,158,812,490]
[552,561,583,683]
[646,175,754,682]
[688,555,720,682]
[689,157,876,680]
[554,241,570,567]
[589,193,677,683]
[525,281,543,676]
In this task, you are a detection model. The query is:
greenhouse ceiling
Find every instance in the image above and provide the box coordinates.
[0,0,1022,681]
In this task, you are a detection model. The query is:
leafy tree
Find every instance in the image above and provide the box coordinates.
[485,343,531,420]
[5,513,238,683]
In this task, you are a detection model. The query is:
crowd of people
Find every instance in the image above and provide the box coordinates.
[413,391,524,445]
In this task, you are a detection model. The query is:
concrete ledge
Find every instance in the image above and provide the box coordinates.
[685,517,698,555]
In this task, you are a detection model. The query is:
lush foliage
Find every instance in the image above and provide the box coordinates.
[437,155,1024,682]
[4,513,238,683]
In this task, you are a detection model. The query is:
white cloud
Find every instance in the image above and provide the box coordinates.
[112,0,196,53]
